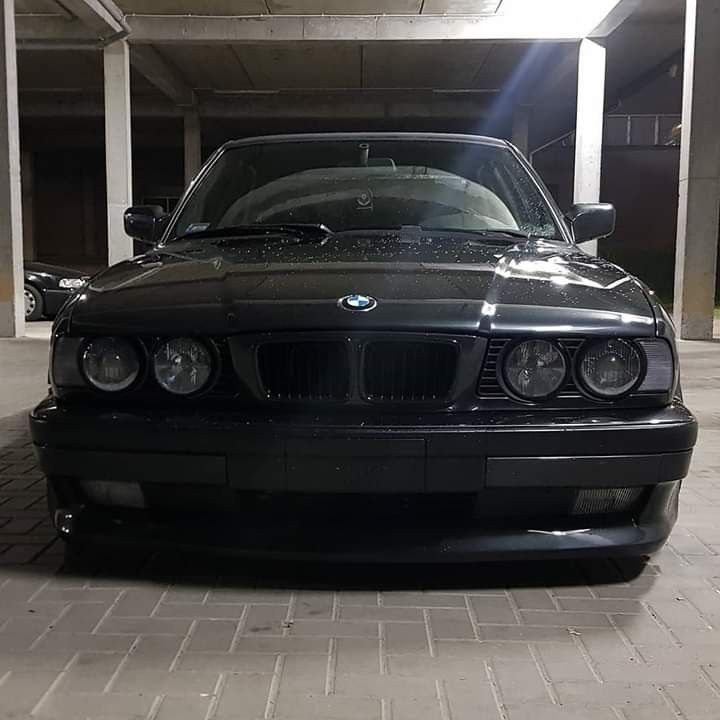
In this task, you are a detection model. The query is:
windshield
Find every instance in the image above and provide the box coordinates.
[169,138,564,242]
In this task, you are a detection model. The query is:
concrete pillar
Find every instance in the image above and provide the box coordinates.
[184,109,202,187]
[0,0,24,337]
[21,151,34,262]
[104,40,133,266]
[673,0,720,340]
[511,106,530,157]
[573,38,606,257]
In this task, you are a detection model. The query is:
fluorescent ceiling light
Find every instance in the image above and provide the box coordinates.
[497,0,624,36]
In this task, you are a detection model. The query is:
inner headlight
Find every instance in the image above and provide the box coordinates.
[82,337,140,392]
[577,338,643,398]
[503,339,567,400]
[153,337,213,395]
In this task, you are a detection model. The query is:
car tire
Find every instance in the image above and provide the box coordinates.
[24,284,43,321]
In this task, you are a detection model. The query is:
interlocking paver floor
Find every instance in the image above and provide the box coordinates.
[0,336,718,720]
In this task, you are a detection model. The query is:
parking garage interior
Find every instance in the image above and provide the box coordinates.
[1,1,720,719]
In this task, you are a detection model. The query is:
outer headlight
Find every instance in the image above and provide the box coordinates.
[82,337,140,392]
[153,337,213,395]
[59,277,86,290]
[503,339,567,400]
[577,338,643,398]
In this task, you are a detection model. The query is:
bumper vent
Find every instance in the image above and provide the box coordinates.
[363,341,458,402]
[572,487,644,516]
[257,341,350,401]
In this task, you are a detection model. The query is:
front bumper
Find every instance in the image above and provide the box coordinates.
[42,288,75,317]
[31,398,697,561]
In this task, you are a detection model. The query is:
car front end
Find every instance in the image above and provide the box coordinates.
[30,133,697,561]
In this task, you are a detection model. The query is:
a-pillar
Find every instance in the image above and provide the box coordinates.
[573,38,606,257]
[673,0,720,340]
[511,106,530,157]
[184,108,202,187]
[0,0,24,337]
[104,40,133,266]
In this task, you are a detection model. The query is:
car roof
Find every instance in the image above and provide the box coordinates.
[221,132,510,151]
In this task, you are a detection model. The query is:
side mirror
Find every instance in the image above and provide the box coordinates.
[565,203,616,243]
[124,205,167,244]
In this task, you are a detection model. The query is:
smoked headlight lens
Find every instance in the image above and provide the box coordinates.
[82,337,140,392]
[578,338,643,398]
[153,337,213,395]
[503,339,567,400]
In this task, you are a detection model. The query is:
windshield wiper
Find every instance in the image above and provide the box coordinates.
[424,227,566,242]
[172,223,334,244]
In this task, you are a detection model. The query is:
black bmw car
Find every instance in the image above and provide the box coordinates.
[25,262,89,321]
[30,133,697,561]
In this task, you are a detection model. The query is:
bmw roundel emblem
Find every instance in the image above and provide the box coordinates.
[339,294,378,312]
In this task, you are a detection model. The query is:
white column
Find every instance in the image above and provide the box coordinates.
[184,109,202,187]
[104,40,133,266]
[0,0,23,337]
[21,151,34,262]
[511,106,530,157]
[573,38,606,257]
[673,0,720,340]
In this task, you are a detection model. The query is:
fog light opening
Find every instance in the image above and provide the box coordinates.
[79,480,146,509]
[572,488,644,516]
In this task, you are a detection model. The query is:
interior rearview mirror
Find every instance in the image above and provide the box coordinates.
[124,205,168,244]
[566,203,616,243]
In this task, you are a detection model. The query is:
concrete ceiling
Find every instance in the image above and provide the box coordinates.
[14,0,686,147]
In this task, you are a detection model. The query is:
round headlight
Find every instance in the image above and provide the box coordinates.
[578,338,643,398]
[153,338,213,395]
[503,339,567,400]
[82,337,140,392]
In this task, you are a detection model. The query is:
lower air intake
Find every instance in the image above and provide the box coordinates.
[572,487,644,516]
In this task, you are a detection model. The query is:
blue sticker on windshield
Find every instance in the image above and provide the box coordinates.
[185,223,211,234]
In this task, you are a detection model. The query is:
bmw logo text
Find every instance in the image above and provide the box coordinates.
[338,294,378,312]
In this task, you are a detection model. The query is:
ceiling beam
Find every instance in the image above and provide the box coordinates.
[19,90,494,119]
[55,0,126,38]
[16,1,127,46]
[124,14,595,44]
[130,45,195,107]
[15,14,95,47]
[589,0,642,38]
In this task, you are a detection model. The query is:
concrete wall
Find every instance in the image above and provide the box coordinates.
[535,143,697,304]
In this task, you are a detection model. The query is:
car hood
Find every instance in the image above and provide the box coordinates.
[67,235,656,336]
[26,262,87,279]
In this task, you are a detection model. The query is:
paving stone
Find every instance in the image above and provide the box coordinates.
[381,592,468,608]
[34,690,158,719]
[110,669,220,695]
[427,608,476,640]
[273,691,382,720]
[154,694,214,720]
[243,603,290,635]
[177,651,278,673]
[289,619,379,637]
[340,605,424,622]
[335,637,381,675]
[185,619,237,652]
[97,616,194,635]
[294,591,335,619]
[214,672,274,719]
